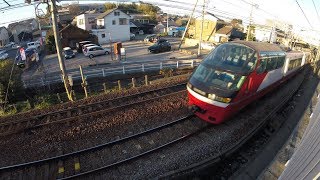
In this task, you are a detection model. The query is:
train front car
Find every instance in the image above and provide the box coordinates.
[187,41,286,124]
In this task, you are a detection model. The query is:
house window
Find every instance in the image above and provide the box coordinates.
[114,11,120,16]
[112,20,116,25]
[119,18,127,25]
[79,19,84,25]
[101,33,105,38]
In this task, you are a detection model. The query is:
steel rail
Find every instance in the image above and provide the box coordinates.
[0,114,194,171]
[160,69,306,178]
[59,116,207,180]
[0,83,187,136]
[0,82,187,125]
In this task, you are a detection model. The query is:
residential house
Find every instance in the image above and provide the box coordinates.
[214,25,246,43]
[75,12,100,31]
[92,8,130,44]
[254,24,276,43]
[0,27,9,47]
[59,24,98,48]
[130,20,155,34]
[154,20,177,33]
[154,22,166,33]
[187,13,219,42]
[7,18,39,43]
[130,14,151,24]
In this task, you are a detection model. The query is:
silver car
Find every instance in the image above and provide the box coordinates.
[84,46,110,58]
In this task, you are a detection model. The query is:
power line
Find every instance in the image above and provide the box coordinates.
[311,0,320,24]
[295,0,313,29]
[2,0,10,6]
[0,16,35,26]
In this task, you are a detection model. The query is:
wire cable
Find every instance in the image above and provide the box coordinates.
[311,0,320,24]
[295,0,313,29]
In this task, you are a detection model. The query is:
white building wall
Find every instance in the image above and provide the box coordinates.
[76,14,99,31]
[76,14,86,30]
[255,28,274,42]
[91,29,109,44]
[0,28,9,47]
[103,10,130,42]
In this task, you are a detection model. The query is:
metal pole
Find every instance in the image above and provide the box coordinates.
[51,0,73,101]
[167,13,169,33]
[79,65,88,98]
[198,0,205,56]
[178,0,199,50]
[246,3,254,41]
[109,32,113,61]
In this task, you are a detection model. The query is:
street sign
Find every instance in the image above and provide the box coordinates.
[20,48,26,61]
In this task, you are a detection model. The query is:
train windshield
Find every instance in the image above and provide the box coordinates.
[202,43,257,74]
[191,64,246,91]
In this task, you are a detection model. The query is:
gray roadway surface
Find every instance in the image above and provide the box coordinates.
[20,37,207,87]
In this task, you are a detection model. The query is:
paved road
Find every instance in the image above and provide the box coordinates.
[22,37,210,86]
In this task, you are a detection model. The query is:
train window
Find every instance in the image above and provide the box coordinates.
[202,43,256,74]
[276,56,285,69]
[190,64,246,91]
[266,57,277,71]
[257,59,267,74]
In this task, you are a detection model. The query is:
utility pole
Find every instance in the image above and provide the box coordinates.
[246,3,254,41]
[198,0,205,57]
[178,0,199,50]
[51,0,73,101]
[109,32,114,61]
[167,13,169,33]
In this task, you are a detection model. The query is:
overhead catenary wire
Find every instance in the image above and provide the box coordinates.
[295,0,313,29]
[311,0,320,24]
[2,0,10,6]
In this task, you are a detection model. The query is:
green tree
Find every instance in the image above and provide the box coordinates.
[45,29,56,53]
[0,60,23,104]
[104,2,117,10]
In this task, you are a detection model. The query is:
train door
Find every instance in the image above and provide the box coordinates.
[245,55,270,95]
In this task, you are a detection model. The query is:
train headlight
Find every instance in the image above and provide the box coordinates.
[214,96,232,103]
[208,94,216,100]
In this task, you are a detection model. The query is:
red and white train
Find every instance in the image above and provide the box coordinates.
[187,41,311,124]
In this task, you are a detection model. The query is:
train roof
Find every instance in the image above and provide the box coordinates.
[230,40,283,52]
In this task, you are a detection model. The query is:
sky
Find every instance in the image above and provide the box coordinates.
[0,0,319,43]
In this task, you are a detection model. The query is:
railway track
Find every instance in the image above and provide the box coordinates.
[0,83,187,136]
[0,114,209,179]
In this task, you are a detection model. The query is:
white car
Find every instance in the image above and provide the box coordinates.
[4,42,17,48]
[82,43,100,54]
[0,51,9,60]
[84,46,110,58]
[27,41,40,50]
[201,42,216,50]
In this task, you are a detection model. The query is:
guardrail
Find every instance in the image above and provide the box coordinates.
[23,59,200,88]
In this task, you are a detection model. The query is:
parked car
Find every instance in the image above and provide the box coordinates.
[148,39,171,53]
[201,42,216,50]
[4,42,18,49]
[130,33,135,40]
[0,51,8,60]
[27,41,40,50]
[82,43,100,54]
[63,47,76,59]
[144,34,157,42]
[84,46,110,58]
[76,41,92,53]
